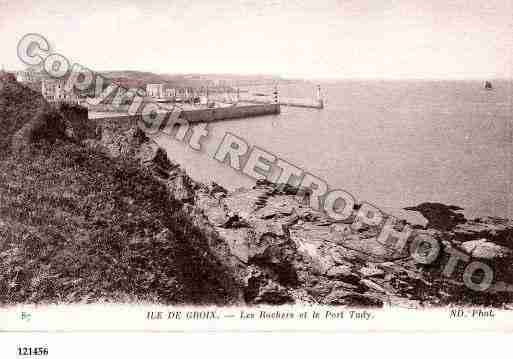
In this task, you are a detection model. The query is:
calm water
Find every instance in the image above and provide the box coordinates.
[155,80,512,221]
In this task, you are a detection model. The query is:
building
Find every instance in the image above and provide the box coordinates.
[164,88,176,98]
[16,70,39,83]
[146,83,164,98]
[41,79,79,104]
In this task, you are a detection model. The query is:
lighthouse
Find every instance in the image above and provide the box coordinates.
[316,85,324,109]
[273,85,279,104]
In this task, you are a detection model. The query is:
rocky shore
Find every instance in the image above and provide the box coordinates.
[94,97,513,308]
[149,161,513,307]
[1,72,512,307]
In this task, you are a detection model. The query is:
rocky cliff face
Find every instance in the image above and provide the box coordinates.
[94,118,513,308]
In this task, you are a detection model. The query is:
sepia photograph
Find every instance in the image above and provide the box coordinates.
[0,0,511,338]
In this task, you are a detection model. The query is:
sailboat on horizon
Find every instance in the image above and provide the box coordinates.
[484,80,493,90]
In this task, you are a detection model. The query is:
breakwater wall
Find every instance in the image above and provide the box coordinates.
[89,103,281,125]
[180,103,280,123]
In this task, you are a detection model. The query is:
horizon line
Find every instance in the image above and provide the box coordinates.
[4,67,512,82]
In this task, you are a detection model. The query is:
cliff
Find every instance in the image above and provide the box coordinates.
[0,76,240,305]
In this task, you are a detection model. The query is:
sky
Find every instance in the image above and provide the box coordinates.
[0,0,512,79]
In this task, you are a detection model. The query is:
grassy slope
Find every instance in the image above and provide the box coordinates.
[0,77,239,305]
[0,143,238,304]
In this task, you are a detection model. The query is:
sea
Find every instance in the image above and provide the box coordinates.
[154,80,512,223]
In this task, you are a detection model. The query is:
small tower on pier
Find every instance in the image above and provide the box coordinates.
[316,85,324,109]
[273,85,279,104]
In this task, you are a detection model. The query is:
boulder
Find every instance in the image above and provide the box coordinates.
[216,228,251,263]
[323,290,384,307]
[326,265,353,278]
[452,217,513,243]
[460,239,512,259]
[359,264,385,278]
[252,281,294,305]
[243,266,294,305]
[329,223,353,243]
[404,202,466,231]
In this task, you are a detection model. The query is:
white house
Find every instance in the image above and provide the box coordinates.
[16,70,38,83]
[164,88,176,98]
[146,83,164,98]
[41,79,79,104]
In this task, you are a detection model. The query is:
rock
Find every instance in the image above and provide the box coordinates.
[134,141,160,164]
[253,281,294,305]
[332,280,361,291]
[246,231,282,260]
[209,182,228,198]
[296,240,321,260]
[359,264,385,278]
[360,279,387,293]
[197,195,229,227]
[329,246,360,263]
[255,196,295,219]
[98,126,139,158]
[223,188,270,218]
[329,223,352,243]
[216,228,250,263]
[325,265,361,286]
[377,261,405,274]
[404,202,466,231]
[57,103,96,142]
[323,290,384,307]
[452,217,513,243]
[289,222,335,246]
[249,238,299,286]
[137,146,198,203]
[339,236,410,262]
[460,239,512,259]
[222,213,250,229]
[249,217,288,237]
[289,288,316,304]
[244,266,294,305]
[307,280,336,298]
[168,173,196,202]
[326,265,353,278]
